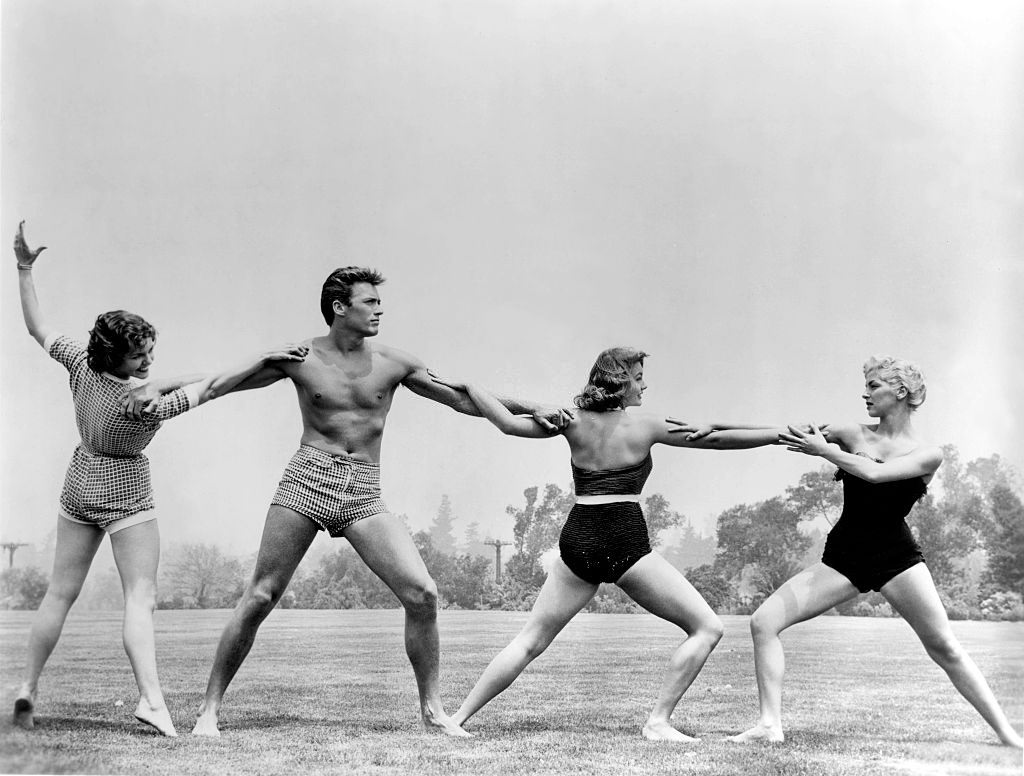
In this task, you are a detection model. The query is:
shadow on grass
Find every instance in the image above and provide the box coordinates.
[220,713,412,735]
[4,715,161,736]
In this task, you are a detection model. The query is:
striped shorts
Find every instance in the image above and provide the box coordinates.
[271,445,389,537]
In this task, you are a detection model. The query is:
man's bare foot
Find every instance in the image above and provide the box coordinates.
[423,708,472,738]
[191,708,221,738]
[642,720,700,742]
[728,723,784,743]
[13,696,35,730]
[134,700,178,737]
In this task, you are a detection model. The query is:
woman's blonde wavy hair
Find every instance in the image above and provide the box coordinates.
[864,355,927,410]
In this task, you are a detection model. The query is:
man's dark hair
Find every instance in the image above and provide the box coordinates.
[320,267,386,325]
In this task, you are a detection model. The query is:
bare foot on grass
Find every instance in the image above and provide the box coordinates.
[998,728,1023,749]
[642,720,700,742]
[134,700,178,737]
[13,696,35,730]
[423,708,472,738]
[728,723,784,743]
[191,708,221,738]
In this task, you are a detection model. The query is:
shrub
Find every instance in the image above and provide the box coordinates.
[978,591,1024,621]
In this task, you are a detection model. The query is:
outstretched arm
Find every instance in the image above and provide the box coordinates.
[121,372,208,419]
[668,418,827,441]
[429,375,557,439]
[191,344,308,407]
[780,424,942,482]
[121,351,299,418]
[14,221,54,346]
[403,362,572,432]
[651,415,784,449]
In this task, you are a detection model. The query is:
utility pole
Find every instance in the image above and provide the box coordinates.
[1,542,29,569]
[484,539,510,585]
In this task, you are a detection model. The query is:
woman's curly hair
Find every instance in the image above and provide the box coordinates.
[864,355,927,410]
[573,346,649,412]
[87,310,157,373]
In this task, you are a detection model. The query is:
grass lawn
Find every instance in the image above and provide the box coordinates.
[0,609,1021,775]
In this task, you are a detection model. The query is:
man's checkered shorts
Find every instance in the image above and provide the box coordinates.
[271,445,389,536]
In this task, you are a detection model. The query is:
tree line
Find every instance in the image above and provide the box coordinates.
[3,447,1022,620]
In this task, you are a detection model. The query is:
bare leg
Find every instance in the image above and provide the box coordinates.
[881,563,1024,748]
[615,553,724,742]
[109,520,176,737]
[14,517,104,730]
[344,513,470,737]
[730,563,858,743]
[452,557,598,727]
[192,507,317,737]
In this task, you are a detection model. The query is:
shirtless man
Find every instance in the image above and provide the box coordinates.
[131,267,569,737]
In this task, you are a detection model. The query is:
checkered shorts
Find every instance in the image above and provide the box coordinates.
[271,445,389,536]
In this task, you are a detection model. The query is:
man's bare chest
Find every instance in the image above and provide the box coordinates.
[293,360,400,412]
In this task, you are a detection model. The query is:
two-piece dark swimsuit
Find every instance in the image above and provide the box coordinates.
[560,453,654,584]
[822,454,927,593]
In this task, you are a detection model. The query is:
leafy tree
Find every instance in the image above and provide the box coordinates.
[308,544,397,608]
[685,564,732,611]
[980,484,1024,598]
[429,495,459,555]
[662,522,716,572]
[0,566,49,610]
[164,543,244,608]
[505,484,573,589]
[462,521,491,558]
[642,493,686,547]
[713,496,810,601]
[785,466,843,527]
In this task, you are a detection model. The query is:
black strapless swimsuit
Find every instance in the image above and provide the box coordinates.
[559,454,654,584]
[822,455,927,592]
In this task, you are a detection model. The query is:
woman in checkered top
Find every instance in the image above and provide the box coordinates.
[11,222,307,737]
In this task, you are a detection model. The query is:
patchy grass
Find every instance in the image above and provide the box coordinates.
[1,610,1021,775]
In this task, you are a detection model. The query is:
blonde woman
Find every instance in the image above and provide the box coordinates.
[731,356,1023,748]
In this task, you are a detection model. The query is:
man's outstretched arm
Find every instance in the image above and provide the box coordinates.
[121,359,290,418]
[402,363,572,432]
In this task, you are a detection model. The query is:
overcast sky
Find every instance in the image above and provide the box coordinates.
[2,0,1022,560]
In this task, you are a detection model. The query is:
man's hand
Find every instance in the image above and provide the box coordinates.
[532,405,574,433]
[121,384,164,420]
[14,221,46,268]
[666,418,713,440]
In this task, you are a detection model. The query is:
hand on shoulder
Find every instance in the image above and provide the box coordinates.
[821,422,863,448]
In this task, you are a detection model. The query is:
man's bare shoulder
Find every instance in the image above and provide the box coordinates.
[371,343,426,372]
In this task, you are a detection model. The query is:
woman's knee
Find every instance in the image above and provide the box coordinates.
[749,606,782,640]
[701,615,725,646]
[922,632,965,667]
[514,628,554,662]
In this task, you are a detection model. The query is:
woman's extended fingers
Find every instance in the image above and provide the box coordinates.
[267,344,308,361]
[665,417,698,433]
[14,221,46,265]
[429,374,461,390]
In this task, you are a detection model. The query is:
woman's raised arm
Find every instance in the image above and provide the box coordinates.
[14,222,54,346]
